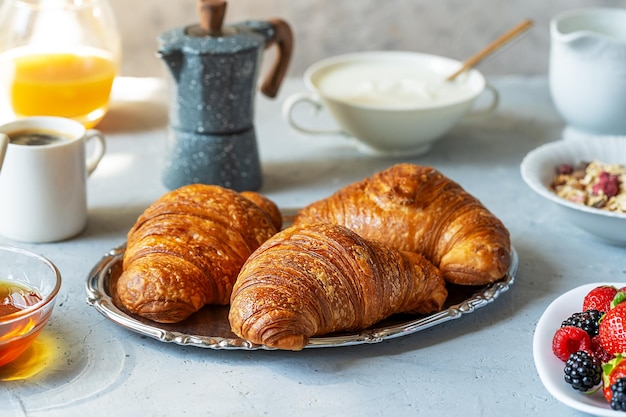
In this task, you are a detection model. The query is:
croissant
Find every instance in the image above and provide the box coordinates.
[229,223,447,351]
[116,184,281,323]
[293,163,511,286]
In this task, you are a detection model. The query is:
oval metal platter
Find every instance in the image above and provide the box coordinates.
[86,240,518,350]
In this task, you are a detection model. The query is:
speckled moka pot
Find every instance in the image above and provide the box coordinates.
[158,0,292,191]
[162,127,262,191]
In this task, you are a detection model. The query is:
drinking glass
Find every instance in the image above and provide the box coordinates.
[0,0,121,128]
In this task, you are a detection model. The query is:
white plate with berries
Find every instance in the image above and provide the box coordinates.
[534,283,626,416]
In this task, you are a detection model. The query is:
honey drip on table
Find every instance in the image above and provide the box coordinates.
[0,332,56,381]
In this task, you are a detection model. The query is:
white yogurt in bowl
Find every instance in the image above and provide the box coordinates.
[283,51,498,156]
[315,62,477,109]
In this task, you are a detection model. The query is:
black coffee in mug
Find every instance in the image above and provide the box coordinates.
[8,129,71,146]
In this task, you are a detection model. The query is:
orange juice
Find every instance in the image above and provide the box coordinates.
[9,51,117,128]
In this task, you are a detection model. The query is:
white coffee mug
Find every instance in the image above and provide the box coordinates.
[0,116,106,242]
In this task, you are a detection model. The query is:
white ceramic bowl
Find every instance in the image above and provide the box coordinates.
[520,137,626,245]
[283,51,499,157]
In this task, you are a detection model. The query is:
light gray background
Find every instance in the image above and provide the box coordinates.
[111,0,624,77]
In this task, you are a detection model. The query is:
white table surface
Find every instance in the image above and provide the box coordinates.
[2,75,623,417]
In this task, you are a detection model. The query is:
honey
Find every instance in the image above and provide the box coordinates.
[0,280,43,367]
[0,281,41,316]
[7,49,117,128]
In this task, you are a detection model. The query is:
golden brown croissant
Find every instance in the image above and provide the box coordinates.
[293,163,511,286]
[229,223,447,350]
[117,184,281,323]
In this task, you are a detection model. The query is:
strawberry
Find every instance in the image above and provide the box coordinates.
[599,302,626,355]
[603,354,626,403]
[613,291,626,308]
[591,335,615,363]
[583,285,618,312]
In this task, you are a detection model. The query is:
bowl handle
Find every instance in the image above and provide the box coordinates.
[282,91,344,136]
[465,82,499,120]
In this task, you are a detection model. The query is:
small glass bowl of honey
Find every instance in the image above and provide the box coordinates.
[0,245,61,367]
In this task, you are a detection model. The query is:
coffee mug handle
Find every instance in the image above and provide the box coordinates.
[464,82,500,120]
[85,129,106,176]
[282,91,344,135]
[0,133,8,172]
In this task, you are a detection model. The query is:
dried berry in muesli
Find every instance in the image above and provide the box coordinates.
[550,160,626,213]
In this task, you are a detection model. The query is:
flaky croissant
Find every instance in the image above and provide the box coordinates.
[293,164,511,286]
[229,223,447,351]
[116,184,281,323]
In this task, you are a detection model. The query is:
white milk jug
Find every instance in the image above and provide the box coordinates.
[550,8,626,136]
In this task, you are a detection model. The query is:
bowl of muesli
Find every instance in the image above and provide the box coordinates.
[520,136,626,245]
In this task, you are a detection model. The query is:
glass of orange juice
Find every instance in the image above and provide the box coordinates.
[0,0,121,128]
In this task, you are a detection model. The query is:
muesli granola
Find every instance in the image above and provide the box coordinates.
[550,160,626,213]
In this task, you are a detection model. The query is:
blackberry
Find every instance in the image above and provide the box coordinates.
[563,350,602,392]
[611,377,626,411]
[561,309,603,338]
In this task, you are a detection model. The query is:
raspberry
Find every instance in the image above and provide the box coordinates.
[564,350,602,392]
[552,326,592,361]
[611,378,626,411]
[583,286,618,312]
[562,310,602,338]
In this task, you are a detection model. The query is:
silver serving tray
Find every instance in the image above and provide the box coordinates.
[85,238,518,350]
